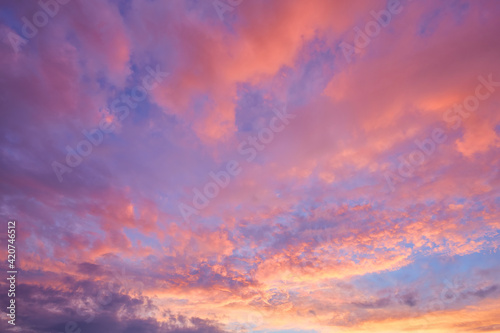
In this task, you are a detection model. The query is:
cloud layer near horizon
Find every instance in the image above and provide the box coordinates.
[1,0,500,332]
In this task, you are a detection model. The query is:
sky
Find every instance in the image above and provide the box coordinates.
[0,0,500,332]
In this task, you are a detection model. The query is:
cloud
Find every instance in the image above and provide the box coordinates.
[1,0,500,331]
[352,297,391,309]
[0,281,229,333]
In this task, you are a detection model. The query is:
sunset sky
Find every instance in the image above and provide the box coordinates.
[1,0,500,332]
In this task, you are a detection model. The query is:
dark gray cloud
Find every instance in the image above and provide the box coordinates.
[397,291,418,307]
[470,285,498,299]
[0,281,230,333]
